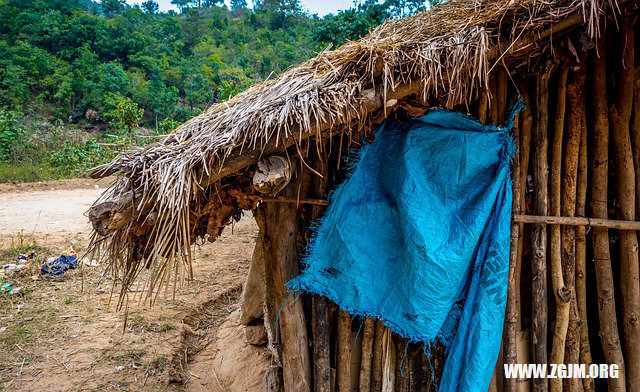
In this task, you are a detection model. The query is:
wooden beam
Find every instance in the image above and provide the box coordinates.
[514,215,640,230]
[263,197,329,206]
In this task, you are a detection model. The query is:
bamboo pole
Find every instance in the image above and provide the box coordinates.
[590,31,626,392]
[610,19,640,389]
[360,318,375,392]
[548,67,570,392]
[575,93,594,392]
[504,80,520,392]
[532,68,552,392]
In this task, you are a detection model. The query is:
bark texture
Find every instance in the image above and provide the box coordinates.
[610,19,640,390]
[532,68,552,392]
[561,65,586,392]
[261,164,312,392]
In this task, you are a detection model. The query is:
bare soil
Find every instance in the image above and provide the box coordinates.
[0,180,268,391]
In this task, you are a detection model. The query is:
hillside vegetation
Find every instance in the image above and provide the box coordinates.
[0,0,436,182]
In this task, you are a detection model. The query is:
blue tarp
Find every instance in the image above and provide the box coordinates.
[287,107,521,391]
[41,254,78,277]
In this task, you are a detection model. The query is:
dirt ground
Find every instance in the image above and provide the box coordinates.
[0,179,269,391]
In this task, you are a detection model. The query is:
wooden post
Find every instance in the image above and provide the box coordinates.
[532,69,552,392]
[258,207,282,371]
[633,64,640,220]
[371,320,385,392]
[496,67,508,123]
[562,64,586,391]
[517,76,532,335]
[504,79,520,392]
[310,143,331,392]
[478,90,489,124]
[575,92,594,392]
[360,318,376,392]
[548,66,569,392]
[408,345,425,392]
[395,338,409,392]
[489,74,498,124]
[610,19,640,390]
[381,328,396,391]
[590,33,628,389]
[338,310,353,391]
[312,296,331,392]
[261,162,312,392]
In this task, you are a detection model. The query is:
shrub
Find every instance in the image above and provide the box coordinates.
[104,97,144,132]
[0,110,26,162]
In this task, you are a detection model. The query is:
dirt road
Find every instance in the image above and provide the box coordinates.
[0,179,267,391]
[0,185,103,235]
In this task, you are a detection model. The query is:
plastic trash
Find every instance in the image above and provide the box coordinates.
[41,254,78,277]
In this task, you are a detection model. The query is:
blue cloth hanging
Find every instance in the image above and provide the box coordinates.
[287,105,522,391]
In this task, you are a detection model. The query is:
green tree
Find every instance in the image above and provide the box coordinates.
[181,8,207,50]
[230,0,247,10]
[202,0,225,6]
[314,0,390,46]
[0,109,25,161]
[171,0,191,12]
[101,0,126,18]
[147,71,179,119]
[106,96,144,131]
[142,0,159,14]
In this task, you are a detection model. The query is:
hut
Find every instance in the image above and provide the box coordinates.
[88,0,640,390]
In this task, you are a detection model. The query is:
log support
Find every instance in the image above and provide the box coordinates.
[260,161,312,392]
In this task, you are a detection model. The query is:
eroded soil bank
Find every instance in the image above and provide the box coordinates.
[0,179,267,391]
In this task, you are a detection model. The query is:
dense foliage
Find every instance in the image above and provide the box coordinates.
[0,0,438,181]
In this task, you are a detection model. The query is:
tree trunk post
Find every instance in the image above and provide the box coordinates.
[591,30,627,392]
[261,162,312,392]
[610,18,640,390]
[561,64,586,392]
[532,68,553,392]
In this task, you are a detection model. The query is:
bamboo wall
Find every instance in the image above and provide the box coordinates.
[244,18,640,392]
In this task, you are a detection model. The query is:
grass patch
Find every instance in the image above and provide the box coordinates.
[0,161,65,183]
[0,305,59,364]
[0,232,50,260]
[105,349,146,367]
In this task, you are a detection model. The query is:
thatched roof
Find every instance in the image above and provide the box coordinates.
[89,0,619,303]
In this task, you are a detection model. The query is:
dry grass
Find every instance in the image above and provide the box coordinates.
[88,0,617,303]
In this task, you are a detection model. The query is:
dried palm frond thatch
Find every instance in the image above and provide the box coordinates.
[88,0,617,305]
